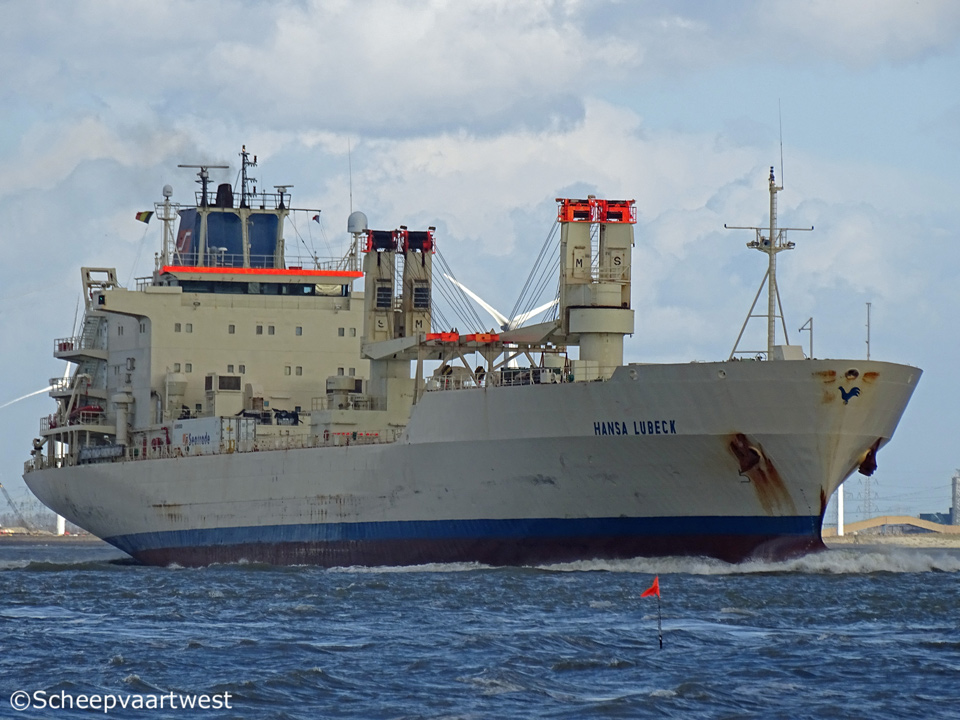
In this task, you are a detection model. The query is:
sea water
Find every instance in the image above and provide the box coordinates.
[2,539,959,719]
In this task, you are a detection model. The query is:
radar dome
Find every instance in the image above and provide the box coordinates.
[162,184,173,198]
[347,211,368,234]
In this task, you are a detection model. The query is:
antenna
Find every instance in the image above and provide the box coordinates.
[348,139,353,214]
[866,302,872,360]
[239,145,257,208]
[778,99,784,186]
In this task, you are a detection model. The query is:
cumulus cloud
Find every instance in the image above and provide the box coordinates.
[758,0,960,66]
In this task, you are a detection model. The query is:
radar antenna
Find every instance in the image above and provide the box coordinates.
[273,185,293,210]
[173,162,229,267]
[177,163,230,207]
[725,167,813,360]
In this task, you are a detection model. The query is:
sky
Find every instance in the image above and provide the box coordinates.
[0,0,958,523]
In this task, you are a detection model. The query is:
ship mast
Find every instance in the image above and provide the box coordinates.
[725,167,812,359]
[155,184,179,268]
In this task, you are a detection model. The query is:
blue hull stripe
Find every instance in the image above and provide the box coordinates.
[106,515,821,555]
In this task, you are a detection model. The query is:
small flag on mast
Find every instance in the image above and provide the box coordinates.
[135,211,154,224]
[641,575,660,597]
[641,575,663,649]
[312,214,320,223]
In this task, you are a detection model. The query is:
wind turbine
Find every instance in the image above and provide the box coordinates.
[443,275,557,332]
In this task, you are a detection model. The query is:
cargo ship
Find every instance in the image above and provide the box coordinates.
[23,150,921,566]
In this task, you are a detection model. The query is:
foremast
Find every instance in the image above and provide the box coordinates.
[726,167,812,360]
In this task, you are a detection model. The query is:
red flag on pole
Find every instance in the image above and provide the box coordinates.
[641,575,660,598]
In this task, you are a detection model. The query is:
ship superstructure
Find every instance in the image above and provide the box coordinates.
[24,152,921,566]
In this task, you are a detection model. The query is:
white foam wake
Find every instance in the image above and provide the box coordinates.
[537,547,960,575]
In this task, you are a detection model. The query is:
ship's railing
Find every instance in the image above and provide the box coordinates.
[193,189,289,209]
[41,410,107,433]
[161,253,346,271]
[135,255,348,289]
[311,396,386,411]
[53,336,102,354]
[124,430,395,461]
[25,425,406,471]
[24,427,404,473]
[595,266,631,283]
[49,376,86,393]
[425,367,568,392]
[423,364,624,392]
[25,456,65,473]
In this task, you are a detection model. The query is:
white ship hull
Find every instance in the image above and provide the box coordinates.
[24,358,920,566]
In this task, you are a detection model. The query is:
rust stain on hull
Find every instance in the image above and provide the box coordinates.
[862,371,880,384]
[814,370,837,383]
[858,438,882,476]
[152,502,184,524]
[729,433,797,515]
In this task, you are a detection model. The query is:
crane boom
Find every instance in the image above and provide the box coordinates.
[0,482,33,532]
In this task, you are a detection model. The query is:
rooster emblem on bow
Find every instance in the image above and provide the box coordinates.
[839,386,861,405]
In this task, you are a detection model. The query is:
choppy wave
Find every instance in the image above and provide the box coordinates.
[0,558,130,572]
[4,540,959,720]
[332,561,493,574]
[535,547,960,575]
[6,546,960,575]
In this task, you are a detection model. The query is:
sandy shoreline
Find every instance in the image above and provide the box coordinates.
[825,534,960,549]
[0,533,108,545]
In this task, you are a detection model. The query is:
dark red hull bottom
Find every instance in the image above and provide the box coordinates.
[128,533,827,568]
